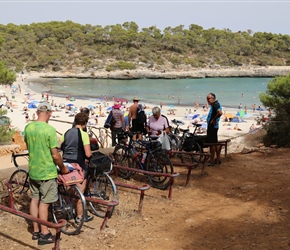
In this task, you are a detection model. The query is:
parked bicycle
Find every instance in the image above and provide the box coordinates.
[168,121,206,162]
[9,151,118,235]
[113,131,174,190]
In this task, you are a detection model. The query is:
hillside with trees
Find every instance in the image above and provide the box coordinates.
[0,21,290,74]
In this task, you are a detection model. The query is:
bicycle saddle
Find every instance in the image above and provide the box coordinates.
[180,128,190,133]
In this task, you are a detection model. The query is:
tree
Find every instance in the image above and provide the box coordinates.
[0,60,16,85]
[259,73,290,146]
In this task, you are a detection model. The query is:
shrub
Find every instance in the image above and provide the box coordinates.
[0,125,16,145]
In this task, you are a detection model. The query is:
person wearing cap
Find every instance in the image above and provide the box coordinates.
[111,102,125,146]
[128,96,144,140]
[24,102,69,245]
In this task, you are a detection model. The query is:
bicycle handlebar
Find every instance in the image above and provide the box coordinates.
[11,152,29,168]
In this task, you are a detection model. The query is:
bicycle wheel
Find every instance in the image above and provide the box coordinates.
[146,151,174,190]
[191,142,204,163]
[51,184,85,235]
[113,145,135,179]
[167,133,179,158]
[87,172,118,218]
[9,169,30,211]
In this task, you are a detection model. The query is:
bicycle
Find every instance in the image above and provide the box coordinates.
[87,125,111,149]
[9,151,118,235]
[113,131,174,190]
[168,121,205,162]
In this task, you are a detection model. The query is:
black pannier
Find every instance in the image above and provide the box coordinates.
[88,152,113,174]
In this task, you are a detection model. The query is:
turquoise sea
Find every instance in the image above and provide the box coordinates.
[27,77,273,109]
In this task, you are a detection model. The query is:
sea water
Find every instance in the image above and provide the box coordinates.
[27,77,272,109]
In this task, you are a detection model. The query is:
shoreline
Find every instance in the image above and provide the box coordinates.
[1,72,269,155]
[28,66,290,80]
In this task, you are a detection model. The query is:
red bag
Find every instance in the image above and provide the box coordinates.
[58,163,84,186]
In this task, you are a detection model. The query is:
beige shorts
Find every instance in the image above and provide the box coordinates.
[29,178,58,203]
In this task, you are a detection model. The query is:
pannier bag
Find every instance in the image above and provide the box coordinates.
[89,152,113,174]
[58,163,84,186]
[182,134,196,152]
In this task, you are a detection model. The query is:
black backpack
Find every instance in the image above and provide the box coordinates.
[136,107,146,124]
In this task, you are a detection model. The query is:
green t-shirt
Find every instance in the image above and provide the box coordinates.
[24,121,58,180]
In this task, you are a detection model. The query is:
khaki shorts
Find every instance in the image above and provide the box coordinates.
[29,178,58,204]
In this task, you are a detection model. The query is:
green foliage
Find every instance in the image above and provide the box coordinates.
[0,125,16,145]
[106,61,136,71]
[0,60,16,85]
[0,21,290,72]
[0,109,16,144]
[260,74,290,146]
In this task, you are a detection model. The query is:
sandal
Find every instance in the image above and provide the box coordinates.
[32,232,40,240]
[207,161,215,166]
[38,232,55,245]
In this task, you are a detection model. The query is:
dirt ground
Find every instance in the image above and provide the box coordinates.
[1,143,290,249]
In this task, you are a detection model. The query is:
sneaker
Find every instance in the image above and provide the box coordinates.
[84,215,94,222]
[75,215,94,224]
[75,216,82,224]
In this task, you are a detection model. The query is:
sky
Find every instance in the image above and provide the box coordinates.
[0,1,290,35]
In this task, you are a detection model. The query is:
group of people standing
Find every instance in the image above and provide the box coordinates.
[23,92,223,245]
[110,96,171,146]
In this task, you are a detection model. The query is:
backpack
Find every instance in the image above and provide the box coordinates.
[136,107,146,125]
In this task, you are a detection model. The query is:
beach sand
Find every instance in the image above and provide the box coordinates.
[0,73,268,154]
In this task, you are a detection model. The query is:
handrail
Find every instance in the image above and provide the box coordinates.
[113,164,179,199]
[2,182,66,250]
[170,150,211,186]
[203,139,231,157]
[84,197,118,231]
[114,182,150,213]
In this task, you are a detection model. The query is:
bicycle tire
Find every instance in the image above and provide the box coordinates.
[190,142,204,163]
[113,144,135,179]
[167,133,179,158]
[51,184,85,235]
[146,151,174,190]
[88,128,104,149]
[9,169,30,211]
[87,172,118,218]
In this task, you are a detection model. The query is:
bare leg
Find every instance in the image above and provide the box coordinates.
[216,145,221,164]
[38,202,50,235]
[30,198,40,233]
[210,145,215,163]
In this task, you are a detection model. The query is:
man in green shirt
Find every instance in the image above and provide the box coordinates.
[24,102,69,245]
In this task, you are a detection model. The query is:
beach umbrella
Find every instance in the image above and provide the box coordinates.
[169,104,175,109]
[66,103,74,107]
[106,107,112,111]
[88,105,95,109]
[115,97,128,103]
[192,114,200,119]
[225,113,234,119]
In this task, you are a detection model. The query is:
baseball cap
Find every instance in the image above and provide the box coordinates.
[37,102,52,112]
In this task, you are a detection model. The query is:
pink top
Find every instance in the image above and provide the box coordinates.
[148,115,169,135]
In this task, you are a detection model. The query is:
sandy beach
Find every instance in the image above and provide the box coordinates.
[0,73,268,153]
